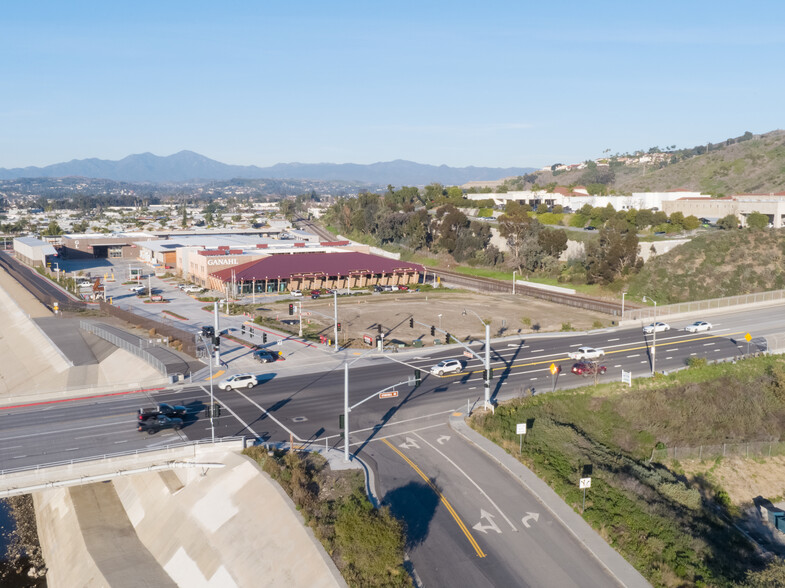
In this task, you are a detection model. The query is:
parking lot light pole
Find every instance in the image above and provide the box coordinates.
[642,296,657,375]
[463,309,491,411]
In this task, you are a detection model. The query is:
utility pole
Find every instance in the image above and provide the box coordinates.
[333,289,338,352]
[213,301,220,367]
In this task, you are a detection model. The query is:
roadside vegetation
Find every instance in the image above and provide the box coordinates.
[470,355,785,587]
[244,447,410,588]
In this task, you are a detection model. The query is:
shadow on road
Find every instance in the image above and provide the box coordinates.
[383,480,439,549]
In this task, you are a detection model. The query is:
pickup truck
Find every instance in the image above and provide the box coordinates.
[137,414,183,434]
[138,403,187,422]
[568,346,605,360]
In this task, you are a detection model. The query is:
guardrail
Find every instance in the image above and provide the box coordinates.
[625,289,785,322]
[80,320,168,375]
[0,436,246,477]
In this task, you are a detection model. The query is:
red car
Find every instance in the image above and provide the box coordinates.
[571,362,607,377]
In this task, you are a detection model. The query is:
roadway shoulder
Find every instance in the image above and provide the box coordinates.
[448,412,651,588]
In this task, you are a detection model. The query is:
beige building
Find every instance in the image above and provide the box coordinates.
[662,193,785,227]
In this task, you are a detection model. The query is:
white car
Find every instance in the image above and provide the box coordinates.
[643,322,670,334]
[430,359,463,376]
[568,346,605,360]
[217,373,259,390]
[290,290,303,297]
[685,321,712,333]
[183,285,204,293]
[129,285,145,293]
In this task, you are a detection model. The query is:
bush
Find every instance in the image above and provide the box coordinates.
[477,208,494,218]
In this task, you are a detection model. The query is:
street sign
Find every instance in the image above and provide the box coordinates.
[516,423,527,435]
[463,351,473,359]
[579,477,592,489]
[549,363,558,375]
[379,391,399,399]
[621,370,632,386]
[745,332,752,342]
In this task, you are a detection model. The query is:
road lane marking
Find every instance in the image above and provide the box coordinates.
[607,338,619,342]
[666,348,679,351]
[382,439,486,558]
[703,343,715,346]
[230,388,299,440]
[413,432,517,532]
[201,386,261,439]
[0,420,127,443]
[665,356,673,360]
[627,354,640,358]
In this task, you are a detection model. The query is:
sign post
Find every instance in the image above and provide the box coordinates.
[579,477,592,513]
[621,370,632,386]
[745,332,752,356]
[549,363,558,392]
[516,422,527,454]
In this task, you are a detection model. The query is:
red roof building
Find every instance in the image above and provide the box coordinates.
[207,252,425,295]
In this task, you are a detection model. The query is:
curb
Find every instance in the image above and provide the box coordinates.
[448,412,651,588]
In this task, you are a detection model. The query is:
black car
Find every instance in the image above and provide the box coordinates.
[137,414,183,434]
[138,402,187,421]
[584,226,597,231]
[253,350,277,363]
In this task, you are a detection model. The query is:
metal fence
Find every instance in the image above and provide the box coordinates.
[650,440,785,463]
[80,320,168,374]
[0,436,246,477]
[98,301,197,357]
[626,289,785,322]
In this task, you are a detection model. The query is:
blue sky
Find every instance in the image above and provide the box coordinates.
[1,1,783,170]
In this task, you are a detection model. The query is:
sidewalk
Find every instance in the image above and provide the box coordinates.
[448,412,651,588]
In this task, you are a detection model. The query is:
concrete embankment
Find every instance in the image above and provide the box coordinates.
[34,447,346,587]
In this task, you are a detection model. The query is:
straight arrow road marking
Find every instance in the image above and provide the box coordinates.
[473,510,502,534]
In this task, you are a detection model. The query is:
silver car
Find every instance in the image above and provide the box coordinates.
[430,359,463,376]
[685,321,712,333]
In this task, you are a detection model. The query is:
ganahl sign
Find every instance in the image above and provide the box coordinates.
[206,258,240,266]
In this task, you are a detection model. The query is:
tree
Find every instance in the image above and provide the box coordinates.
[584,218,641,284]
[717,214,739,230]
[536,203,548,214]
[538,228,568,258]
[42,220,62,236]
[682,215,701,230]
[746,211,769,229]
[668,211,685,229]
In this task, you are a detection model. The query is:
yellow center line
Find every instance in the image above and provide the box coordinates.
[433,331,746,378]
[381,438,486,558]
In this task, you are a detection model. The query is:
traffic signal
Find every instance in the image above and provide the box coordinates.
[205,405,212,418]
[430,325,435,336]
[414,369,422,385]
[337,322,342,332]
[241,324,246,333]
[485,368,493,381]
[249,329,254,338]
[339,414,345,430]
[214,335,220,349]
[215,404,222,417]
[263,332,268,343]
[377,324,382,334]
[409,317,414,329]
[445,332,450,344]
[288,303,294,315]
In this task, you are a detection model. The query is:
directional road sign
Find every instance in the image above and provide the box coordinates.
[379,391,399,399]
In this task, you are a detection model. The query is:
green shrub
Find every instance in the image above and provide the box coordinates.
[477,208,493,218]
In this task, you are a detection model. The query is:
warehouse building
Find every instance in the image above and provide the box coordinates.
[208,252,424,296]
[13,236,58,268]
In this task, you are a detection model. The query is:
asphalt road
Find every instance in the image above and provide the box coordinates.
[1,304,781,585]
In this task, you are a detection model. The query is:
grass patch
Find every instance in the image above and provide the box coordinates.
[469,355,785,586]
[162,309,187,320]
[243,448,410,587]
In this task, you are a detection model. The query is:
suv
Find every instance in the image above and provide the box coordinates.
[571,362,607,377]
[137,414,183,434]
[253,350,277,363]
[430,359,463,376]
[218,373,259,390]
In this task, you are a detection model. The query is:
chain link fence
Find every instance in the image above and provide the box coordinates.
[98,301,197,358]
[626,289,785,322]
[650,440,785,463]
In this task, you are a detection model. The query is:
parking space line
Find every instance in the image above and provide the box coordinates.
[412,432,517,532]
[382,439,486,558]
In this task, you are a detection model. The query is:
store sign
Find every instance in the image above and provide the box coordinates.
[206,258,239,266]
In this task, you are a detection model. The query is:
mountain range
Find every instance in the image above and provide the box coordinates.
[0,151,535,186]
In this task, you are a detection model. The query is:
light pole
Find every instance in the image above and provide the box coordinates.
[197,334,216,443]
[333,289,338,352]
[621,291,626,321]
[463,309,492,411]
[512,270,517,295]
[438,314,443,331]
[642,295,657,375]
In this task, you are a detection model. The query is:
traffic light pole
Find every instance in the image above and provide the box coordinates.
[333,290,338,352]
[213,301,220,368]
[197,333,216,443]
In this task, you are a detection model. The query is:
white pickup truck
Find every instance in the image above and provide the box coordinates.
[568,346,605,360]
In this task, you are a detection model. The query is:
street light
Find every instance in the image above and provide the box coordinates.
[463,309,492,411]
[621,291,627,321]
[197,334,216,443]
[438,314,443,331]
[642,295,657,375]
[512,270,517,295]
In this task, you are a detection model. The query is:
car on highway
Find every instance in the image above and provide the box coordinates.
[252,350,278,363]
[137,414,183,434]
[571,362,607,377]
[138,402,187,421]
[217,373,259,390]
[568,346,605,360]
[685,320,712,333]
[643,322,671,334]
[430,359,463,376]
[290,289,303,297]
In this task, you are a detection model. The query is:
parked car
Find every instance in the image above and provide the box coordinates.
[430,359,463,376]
[138,402,187,421]
[685,321,712,333]
[253,350,277,363]
[643,322,670,334]
[373,285,383,292]
[183,285,204,293]
[584,226,597,231]
[568,346,605,360]
[398,285,409,291]
[137,414,183,434]
[129,285,145,294]
[290,289,303,297]
[571,362,607,377]
[217,373,259,390]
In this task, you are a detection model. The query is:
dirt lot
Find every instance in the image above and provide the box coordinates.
[255,288,611,348]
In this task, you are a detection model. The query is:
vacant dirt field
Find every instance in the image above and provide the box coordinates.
[256,288,611,348]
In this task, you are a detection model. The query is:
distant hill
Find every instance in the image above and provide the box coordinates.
[525,130,785,196]
[0,151,535,186]
[626,229,785,304]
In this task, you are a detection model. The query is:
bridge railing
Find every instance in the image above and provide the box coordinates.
[0,436,246,477]
[80,320,168,375]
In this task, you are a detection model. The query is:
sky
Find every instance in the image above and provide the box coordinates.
[1,1,784,170]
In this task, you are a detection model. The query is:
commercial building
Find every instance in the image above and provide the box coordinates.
[662,193,785,227]
[466,189,706,212]
[60,232,155,259]
[208,252,424,296]
[13,237,58,268]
